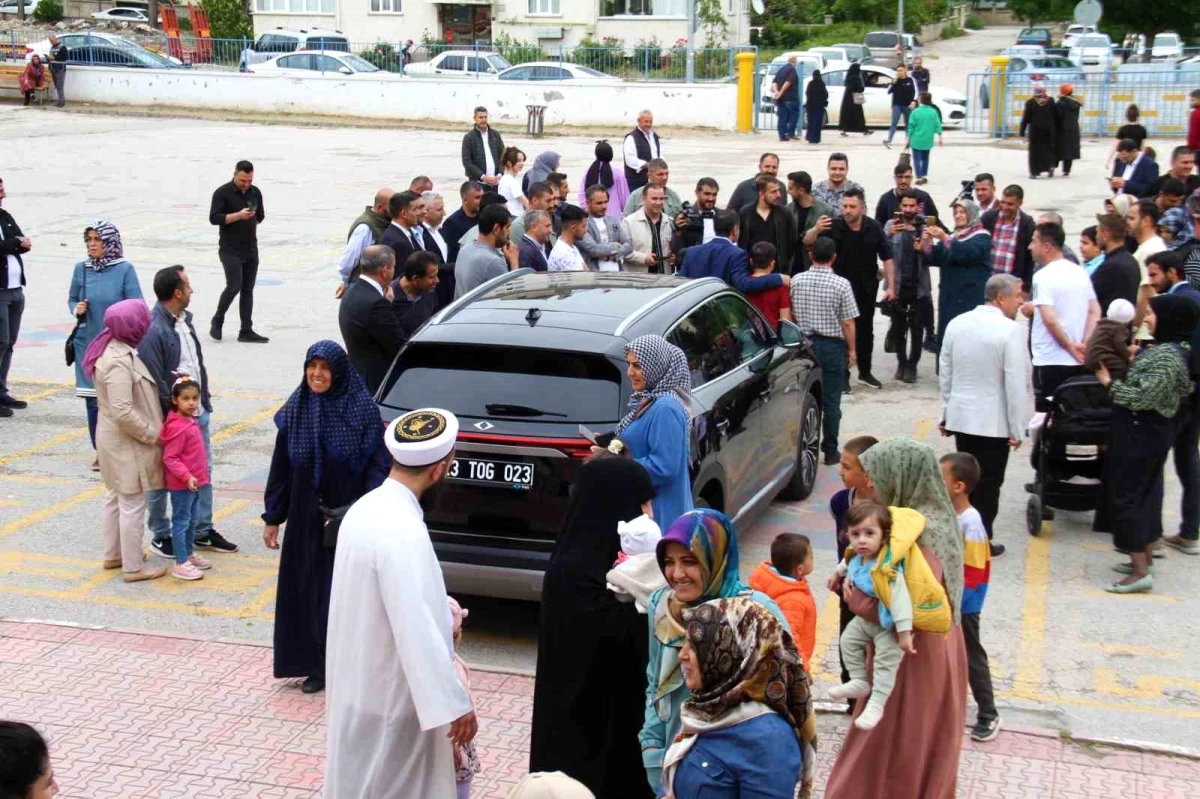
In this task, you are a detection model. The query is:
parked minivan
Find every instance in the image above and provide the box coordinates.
[864,31,921,63]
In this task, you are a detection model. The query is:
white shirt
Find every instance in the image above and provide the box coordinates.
[423,223,448,262]
[939,304,1027,440]
[547,238,587,272]
[173,312,203,394]
[1031,257,1097,366]
[481,127,496,176]
[497,173,526,217]
[5,254,20,289]
[337,223,375,284]
[325,480,472,799]
[1133,235,1167,272]
[1122,154,1143,181]
[360,273,387,297]
[622,127,660,173]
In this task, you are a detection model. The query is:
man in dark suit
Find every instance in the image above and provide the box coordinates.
[379,191,430,270]
[461,106,504,189]
[338,246,403,395]
[981,184,1036,293]
[517,210,552,272]
[390,250,442,340]
[677,210,789,294]
[1110,139,1159,199]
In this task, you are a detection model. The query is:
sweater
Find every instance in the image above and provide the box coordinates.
[747,562,817,669]
[67,260,144,397]
[619,395,692,529]
[160,410,210,490]
[1084,318,1132,379]
[1110,343,1193,418]
[906,105,943,151]
[959,506,990,616]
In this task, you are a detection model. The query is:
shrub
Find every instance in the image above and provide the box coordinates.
[633,37,662,69]
[360,42,400,72]
[570,36,624,73]
[492,32,542,65]
[32,0,63,23]
[200,0,251,41]
[940,23,965,39]
[965,12,984,30]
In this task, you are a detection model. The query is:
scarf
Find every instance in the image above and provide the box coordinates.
[661,597,817,799]
[584,141,615,191]
[1150,293,1200,344]
[526,151,561,187]
[950,199,988,241]
[81,299,150,380]
[859,439,964,623]
[85,221,127,271]
[1106,194,1133,218]
[617,334,691,434]
[22,56,44,85]
[1159,207,1195,250]
[273,340,383,485]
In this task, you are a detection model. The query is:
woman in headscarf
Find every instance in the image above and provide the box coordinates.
[639,509,790,795]
[68,221,144,469]
[84,299,167,583]
[824,438,968,799]
[1020,82,1060,179]
[530,457,657,799]
[262,340,391,693]
[1158,207,1196,250]
[1094,294,1198,594]
[612,335,693,528]
[924,199,993,351]
[804,70,828,144]
[18,54,45,106]
[661,597,817,799]
[524,151,562,197]
[839,63,869,137]
[577,141,630,222]
[1056,83,1083,177]
[1101,194,1141,252]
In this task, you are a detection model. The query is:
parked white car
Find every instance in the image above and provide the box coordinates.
[238,27,350,71]
[0,0,35,14]
[803,65,966,128]
[25,31,182,67]
[247,51,404,79]
[808,47,852,72]
[405,50,512,79]
[91,8,150,22]
[496,61,619,83]
[1152,33,1184,61]
[758,51,827,111]
[1061,25,1097,49]
[1068,34,1114,67]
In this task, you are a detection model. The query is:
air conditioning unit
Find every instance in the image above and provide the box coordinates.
[534,26,564,40]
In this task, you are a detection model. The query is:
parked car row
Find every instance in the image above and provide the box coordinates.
[1014,27,1191,67]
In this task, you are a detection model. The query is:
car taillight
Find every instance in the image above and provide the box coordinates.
[458,432,594,459]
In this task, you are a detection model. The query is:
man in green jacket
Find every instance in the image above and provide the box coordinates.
[905,93,944,185]
[786,170,836,272]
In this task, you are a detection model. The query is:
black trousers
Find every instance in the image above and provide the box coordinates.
[852,282,877,379]
[954,432,1011,540]
[963,613,997,722]
[51,67,65,107]
[1033,364,1085,412]
[214,252,259,332]
[1174,397,1200,541]
[891,295,932,371]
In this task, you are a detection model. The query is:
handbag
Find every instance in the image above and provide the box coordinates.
[64,265,86,367]
[851,92,866,105]
[319,498,353,549]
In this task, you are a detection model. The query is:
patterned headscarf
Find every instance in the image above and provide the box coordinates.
[858,439,964,623]
[84,221,127,271]
[1159,207,1196,250]
[274,340,383,485]
[526,151,562,187]
[678,597,817,798]
[80,299,151,380]
[950,199,988,242]
[617,334,691,433]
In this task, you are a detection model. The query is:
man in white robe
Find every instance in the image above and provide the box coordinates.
[325,408,477,798]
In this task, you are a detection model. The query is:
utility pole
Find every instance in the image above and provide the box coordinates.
[897,0,905,34]
[686,0,696,83]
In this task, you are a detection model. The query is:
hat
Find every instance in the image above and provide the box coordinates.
[1060,82,1074,96]
[1106,298,1135,324]
[384,408,458,467]
[507,772,595,799]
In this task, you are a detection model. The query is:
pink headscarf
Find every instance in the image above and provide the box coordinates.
[81,299,151,379]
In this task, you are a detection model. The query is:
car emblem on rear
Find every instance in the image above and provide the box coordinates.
[474,421,495,431]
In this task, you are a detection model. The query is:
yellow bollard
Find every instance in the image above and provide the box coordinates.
[736,52,756,133]
[988,55,1010,138]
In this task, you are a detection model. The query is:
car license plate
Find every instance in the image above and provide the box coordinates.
[448,457,534,490]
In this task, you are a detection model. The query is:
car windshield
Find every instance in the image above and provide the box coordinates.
[1078,36,1109,47]
[487,54,512,70]
[1154,34,1179,45]
[1034,58,1076,68]
[338,53,379,72]
[576,65,608,77]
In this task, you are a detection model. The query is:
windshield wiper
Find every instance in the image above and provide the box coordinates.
[485,403,567,418]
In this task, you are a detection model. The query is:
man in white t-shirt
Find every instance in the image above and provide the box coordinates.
[1028,221,1100,410]
[1128,199,1167,341]
[547,203,589,272]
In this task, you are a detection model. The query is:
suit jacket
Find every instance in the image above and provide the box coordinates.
[518,235,550,272]
[981,208,1036,293]
[577,216,632,270]
[1112,155,1159,199]
[675,236,782,294]
[338,277,403,395]
[1090,248,1141,316]
[461,127,505,181]
[380,223,427,272]
[620,209,674,272]
[939,304,1027,440]
[421,223,447,265]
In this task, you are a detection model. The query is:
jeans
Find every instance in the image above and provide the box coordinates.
[954,432,1011,540]
[1174,397,1200,541]
[962,613,998,722]
[149,409,213,542]
[169,488,200,564]
[911,147,930,178]
[0,287,23,399]
[887,104,911,143]
[84,396,98,449]
[51,67,65,107]
[776,100,800,140]
[214,252,259,333]
[811,336,847,458]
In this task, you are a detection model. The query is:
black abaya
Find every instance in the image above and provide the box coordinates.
[1056,96,1082,165]
[530,457,657,799]
[1020,97,1060,176]
[840,68,867,133]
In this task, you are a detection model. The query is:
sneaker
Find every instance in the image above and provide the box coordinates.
[843,382,853,395]
[0,406,11,418]
[971,715,1001,742]
[0,395,27,409]
[915,177,928,186]
[882,139,891,149]
[1152,541,1167,559]
[209,321,222,341]
[188,553,213,570]
[237,330,270,344]
[823,452,840,466]
[150,538,174,559]
[858,374,883,390]
[923,338,937,353]
[1164,535,1200,555]
[990,543,1006,558]
[171,562,204,581]
[194,530,239,553]
[902,366,917,384]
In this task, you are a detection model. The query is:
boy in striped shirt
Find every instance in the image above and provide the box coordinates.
[940,452,1000,743]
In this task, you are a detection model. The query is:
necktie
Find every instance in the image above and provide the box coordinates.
[410,231,422,251]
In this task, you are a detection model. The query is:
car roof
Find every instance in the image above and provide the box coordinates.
[267,27,345,36]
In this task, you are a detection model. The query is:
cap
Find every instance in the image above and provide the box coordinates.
[507,772,595,799]
[384,408,458,467]
[1106,298,1135,325]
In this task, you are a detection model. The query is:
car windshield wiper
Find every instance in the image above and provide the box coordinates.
[485,403,567,418]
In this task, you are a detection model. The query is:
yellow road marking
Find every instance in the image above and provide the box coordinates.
[63,568,123,598]
[0,500,21,507]
[21,385,69,403]
[1088,642,1182,660]
[215,390,285,401]
[210,405,279,444]
[1093,668,1200,700]
[10,379,73,388]
[0,486,107,541]
[213,498,251,521]
[0,427,90,469]
[1013,521,1053,699]
[0,582,274,621]
[913,418,934,441]
[995,688,1200,720]
[0,475,74,485]
[808,593,842,680]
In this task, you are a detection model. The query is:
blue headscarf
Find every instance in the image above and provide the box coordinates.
[274,340,382,484]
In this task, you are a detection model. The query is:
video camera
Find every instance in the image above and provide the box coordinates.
[678,201,708,232]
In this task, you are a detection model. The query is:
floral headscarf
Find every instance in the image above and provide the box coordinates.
[1159,207,1195,250]
[84,221,127,271]
[617,334,692,433]
[858,439,963,623]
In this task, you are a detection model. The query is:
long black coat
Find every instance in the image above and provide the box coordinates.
[840,71,867,133]
[1020,97,1060,176]
[1056,96,1082,162]
[264,430,391,679]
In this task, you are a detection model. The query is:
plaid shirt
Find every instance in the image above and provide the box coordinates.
[812,179,865,218]
[790,265,860,338]
[990,216,1019,275]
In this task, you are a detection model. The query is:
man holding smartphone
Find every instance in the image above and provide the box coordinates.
[209,160,268,343]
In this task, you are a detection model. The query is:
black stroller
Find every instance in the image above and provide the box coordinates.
[1026,375,1113,535]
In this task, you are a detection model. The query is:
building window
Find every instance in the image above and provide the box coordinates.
[255,0,335,12]
[528,0,560,14]
[600,0,686,16]
[370,0,401,11]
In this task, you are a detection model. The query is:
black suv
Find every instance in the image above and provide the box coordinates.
[377,271,823,599]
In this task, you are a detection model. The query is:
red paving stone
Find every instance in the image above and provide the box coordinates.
[3,620,1199,799]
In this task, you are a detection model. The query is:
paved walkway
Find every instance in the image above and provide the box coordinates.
[3,620,1198,798]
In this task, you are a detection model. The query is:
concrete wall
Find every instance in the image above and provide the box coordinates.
[61,64,739,128]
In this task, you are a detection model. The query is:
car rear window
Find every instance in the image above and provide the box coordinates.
[310,37,349,52]
[381,343,623,424]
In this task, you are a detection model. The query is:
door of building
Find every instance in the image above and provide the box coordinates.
[439,4,492,45]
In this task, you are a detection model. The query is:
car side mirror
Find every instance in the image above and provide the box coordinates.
[777,319,804,348]
[339,66,352,75]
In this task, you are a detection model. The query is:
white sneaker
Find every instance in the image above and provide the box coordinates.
[188,553,213,570]
[171,562,204,581]
[828,679,871,701]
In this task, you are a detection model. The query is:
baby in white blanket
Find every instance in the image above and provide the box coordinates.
[607,514,668,612]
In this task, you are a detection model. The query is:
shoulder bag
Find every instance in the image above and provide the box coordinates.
[319,498,353,549]
[851,92,866,105]
[64,266,86,366]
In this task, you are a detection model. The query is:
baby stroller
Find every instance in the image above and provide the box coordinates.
[1026,375,1113,535]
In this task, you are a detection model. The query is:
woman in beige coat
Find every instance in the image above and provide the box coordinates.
[82,299,167,582]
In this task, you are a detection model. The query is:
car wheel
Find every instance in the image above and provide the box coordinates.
[778,391,821,501]
[1026,495,1043,536]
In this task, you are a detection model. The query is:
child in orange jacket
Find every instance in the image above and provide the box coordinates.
[748,533,817,670]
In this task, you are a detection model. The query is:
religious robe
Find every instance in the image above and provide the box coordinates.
[1020,97,1060,177]
[325,479,473,799]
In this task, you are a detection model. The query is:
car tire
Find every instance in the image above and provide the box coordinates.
[778,391,821,501]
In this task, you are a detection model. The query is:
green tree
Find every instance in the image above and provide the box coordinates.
[1100,4,1200,48]
[201,0,252,41]
[1005,0,1073,28]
